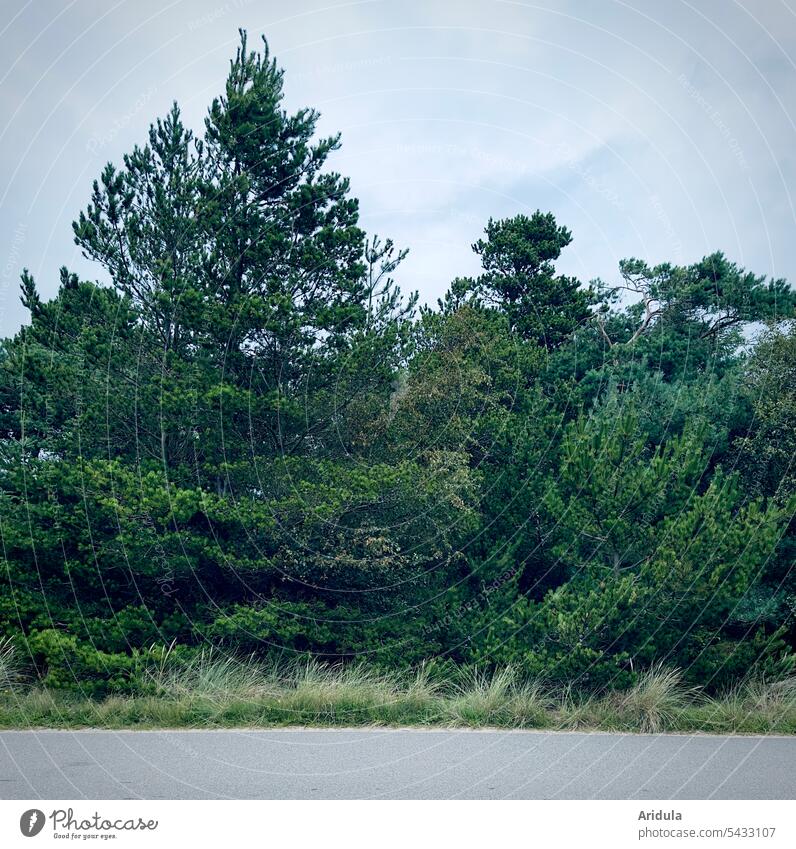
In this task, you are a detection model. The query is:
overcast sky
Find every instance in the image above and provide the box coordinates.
[1,0,795,336]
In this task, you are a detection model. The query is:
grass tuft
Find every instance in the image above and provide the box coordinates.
[699,675,796,733]
[150,647,276,703]
[0,659,794,734]
[612,664,693,733]
[0,637,21,690]
[447,666,550,727]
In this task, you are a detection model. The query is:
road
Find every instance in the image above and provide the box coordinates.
[0,729,793,799]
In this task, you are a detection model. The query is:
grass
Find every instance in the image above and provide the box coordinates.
[151,647,279,702]
[447,666,552,727]
[0,644,794,734]
[612,664,697,733]
[0,636,21,690]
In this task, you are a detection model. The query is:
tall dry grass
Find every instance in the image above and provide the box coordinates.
[0,637,20,690]
[611,664,696,732]
[1,655,794,733]
[699,675,796,733]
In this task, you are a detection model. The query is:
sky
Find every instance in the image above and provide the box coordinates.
[1,0,795,336]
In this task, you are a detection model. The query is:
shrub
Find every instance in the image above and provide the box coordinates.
[25,630,157,697]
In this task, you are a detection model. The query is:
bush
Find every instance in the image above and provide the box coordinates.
[25,630,159,697]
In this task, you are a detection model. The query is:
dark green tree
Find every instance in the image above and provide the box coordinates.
[595,252,794,349]
[460,212,593,349]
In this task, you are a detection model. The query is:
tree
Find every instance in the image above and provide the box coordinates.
[733,324,796,646]
[541,399,711,579]
[461,212,593,349]
[0,268,140,460]
[736,324,796,501]
[71,31,410,472]
[595,252,794,348]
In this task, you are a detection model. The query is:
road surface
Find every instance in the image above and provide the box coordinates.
[1,729,793,799]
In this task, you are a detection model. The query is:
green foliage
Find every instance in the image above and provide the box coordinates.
[24,630,161,696]
[458,212,593,349]
[595,252,794,349]
[737,324,796,500]
[0,31,793,707]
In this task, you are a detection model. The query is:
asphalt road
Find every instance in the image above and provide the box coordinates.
[0,729,793,799]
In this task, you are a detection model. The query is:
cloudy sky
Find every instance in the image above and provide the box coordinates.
[1,0,794,336]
